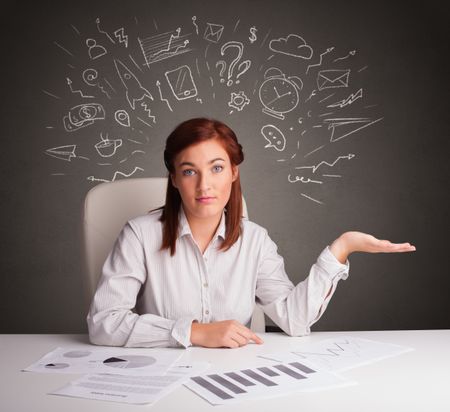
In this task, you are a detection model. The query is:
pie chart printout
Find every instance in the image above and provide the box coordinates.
[63,350,92,358]
[45,363,70,369]
[103,355,157,369]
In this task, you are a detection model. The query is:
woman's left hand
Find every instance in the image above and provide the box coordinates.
[330,231,416,264]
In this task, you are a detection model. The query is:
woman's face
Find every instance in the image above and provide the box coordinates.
[171,139,238,222]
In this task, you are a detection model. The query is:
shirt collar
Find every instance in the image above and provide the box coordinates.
[178,205,226,240]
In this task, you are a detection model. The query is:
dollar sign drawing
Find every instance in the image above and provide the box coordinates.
[249,26,257,44]
[81,105,93,119]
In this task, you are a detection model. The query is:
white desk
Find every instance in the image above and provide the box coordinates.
[1,330,449,412]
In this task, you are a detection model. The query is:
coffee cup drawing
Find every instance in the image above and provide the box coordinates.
[95,133,123,157]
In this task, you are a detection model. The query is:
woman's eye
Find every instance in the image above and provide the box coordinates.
[182,169,195,176]
[212,165,223,173]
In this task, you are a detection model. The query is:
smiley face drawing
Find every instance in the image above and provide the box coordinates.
[261,124,286,151]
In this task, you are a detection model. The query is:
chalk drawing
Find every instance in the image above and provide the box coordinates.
[165,65,198,100]
[295,154,356,173]
[317,70,350,90]
[249,26,258,44]
[66,77,94,98]
[114,28,128,47]
[94,133,122,157]
[82,69,111,99]
[220,41,251,86]
[86,38,107,60]
[45,145,77,162]
[327,89,362,108]
[156,80,173,111]
[228,91,250,112]
[114,59,154,109]
[96,18,115,43]
[261,124,286,151]
[306,47,334,74]
[259,68,302,120]
[269,34,313,59]
[333,50,356,63]
[87,167,144,183]
[323,117,383,142]
[63,103,105,132]
[138,28,191,66]
[204,23,224,43]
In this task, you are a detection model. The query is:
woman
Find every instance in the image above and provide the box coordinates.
[87,118,415,349]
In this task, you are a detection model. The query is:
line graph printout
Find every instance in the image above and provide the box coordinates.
[22,346,183,376]
[184,360,354,405]
[258,337,414,372]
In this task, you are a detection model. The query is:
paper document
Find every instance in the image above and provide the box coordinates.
[50,362,210,405]
[22,346,184,376]
[184,359,354,405]
[259,336,414,372]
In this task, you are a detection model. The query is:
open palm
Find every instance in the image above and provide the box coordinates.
[330,231,416,263]
[344,231,416,254]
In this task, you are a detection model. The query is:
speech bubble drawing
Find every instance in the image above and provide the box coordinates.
[261,124,286,151]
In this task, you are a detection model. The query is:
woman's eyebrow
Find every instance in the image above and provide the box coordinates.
[179,158,225,167]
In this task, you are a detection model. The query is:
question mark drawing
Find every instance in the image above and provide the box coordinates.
[216,60,226,83]
[82,68,111,99]
[220,41,251,86]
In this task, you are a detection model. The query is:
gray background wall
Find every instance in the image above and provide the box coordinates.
[1,0,448,333]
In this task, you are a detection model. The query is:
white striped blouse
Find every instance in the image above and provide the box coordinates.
[87,207,349,348]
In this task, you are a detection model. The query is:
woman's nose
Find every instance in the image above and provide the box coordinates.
[197,172,211,191]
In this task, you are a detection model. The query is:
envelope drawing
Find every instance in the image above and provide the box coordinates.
[204,23,224,43]
[316,69,350,91]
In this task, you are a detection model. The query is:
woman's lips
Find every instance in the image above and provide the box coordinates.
[196,197,216,204]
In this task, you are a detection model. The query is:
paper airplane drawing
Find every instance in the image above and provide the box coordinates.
[323,117,383,142]
[45,145,77,162]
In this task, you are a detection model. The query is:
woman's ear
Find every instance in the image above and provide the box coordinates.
[232,165,239,182]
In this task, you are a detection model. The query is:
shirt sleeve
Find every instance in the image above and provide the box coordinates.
[86,222,197,348]
[255,229,349,337]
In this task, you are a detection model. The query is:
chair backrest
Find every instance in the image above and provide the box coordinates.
[81,177,264,331]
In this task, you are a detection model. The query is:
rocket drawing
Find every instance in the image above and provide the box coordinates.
[114,59,153,109]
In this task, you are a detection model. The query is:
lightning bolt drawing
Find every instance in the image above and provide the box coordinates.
[327,88,363,108]
[114,28,129,47]
[294,154,355,173]
[156,80,173,112]
[140,98,156,123]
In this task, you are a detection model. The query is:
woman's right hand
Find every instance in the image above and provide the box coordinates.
[190,320,264,348]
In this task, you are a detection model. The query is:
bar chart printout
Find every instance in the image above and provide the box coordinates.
[184,360,353,405]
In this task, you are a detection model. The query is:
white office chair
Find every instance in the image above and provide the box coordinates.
[81,177,265,333]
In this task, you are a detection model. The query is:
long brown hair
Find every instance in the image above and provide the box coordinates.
[159,118,244,256]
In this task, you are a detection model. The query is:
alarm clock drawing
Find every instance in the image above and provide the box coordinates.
[258,67,303,120]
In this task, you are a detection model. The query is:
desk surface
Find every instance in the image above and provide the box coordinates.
[1,330,449,412]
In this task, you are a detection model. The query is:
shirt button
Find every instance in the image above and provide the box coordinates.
[203,282,208,288]
[205,310,209,315]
